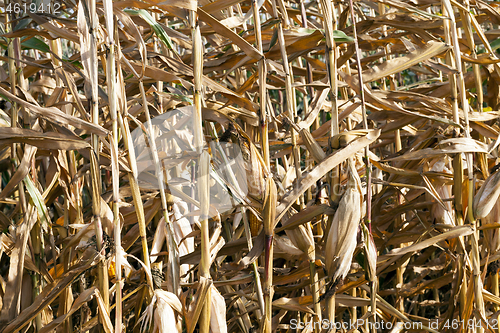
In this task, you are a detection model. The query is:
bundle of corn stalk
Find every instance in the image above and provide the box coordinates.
[2,0,500,332]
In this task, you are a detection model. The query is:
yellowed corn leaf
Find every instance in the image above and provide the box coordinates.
[198,9,263,60]
[362,41,449,83]
[276,129,380,222]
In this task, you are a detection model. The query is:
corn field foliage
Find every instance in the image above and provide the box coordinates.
[1,0,500,332]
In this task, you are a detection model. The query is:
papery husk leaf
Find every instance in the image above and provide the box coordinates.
[263,176,277,236]
[474,170,500,219]
[325,159,362,282]
[209,285,227,333]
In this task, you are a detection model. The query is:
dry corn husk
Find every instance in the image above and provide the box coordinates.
[210,285,227,333]
[274,234,304,257]
[241,137,267,200]
[108,245,134,279]
[151,200,194,283]
[325,158,363,282]
[483,201,500,254]
[100,197,114,236]
[263,176,277,236]
[299,128,326,163]
[151,201,194,258]
[140,289,183,333]
[361,222,377,282]
[426,157,455,226]
[151,217,167,264]
[285,224,315,261]
[474,170,500,219]
[172,200,194,281]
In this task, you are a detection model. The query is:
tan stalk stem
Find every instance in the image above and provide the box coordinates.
[120,14,179,304]
[83,1,111,324]
[66,151,81,332]
[120,32,180,296]
[139,79,180,294]
[263,177,277,333]
[298,2,321,324]
[193,25,212,333]
[30,221,42,332]
[347,1,376,331]
[441,1,459,127]
[251,0,270,323]
[459,2,483,112]
[460,0,488,180]
[115,35,152,275]
[243,209,266,318]
[444,1,467,318]
[444,0,485,329]
[103,4,122,331]
[207,121,265,319]
[154,12,164,114]
[253,0,269,169]
[52,39,75,333]
[270,0,302,197]
[319,0,340,210]
[378,2,405,314]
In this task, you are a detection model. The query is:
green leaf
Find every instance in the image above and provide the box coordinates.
[303,28,353,42]
[21,37,50,53]
[491,38,500,51]
[156,91,193,105]
[24,176,51,229]
[268,29,278,52]
[330,30,354,43]
[14,18,31,31]
[124,9,179,57]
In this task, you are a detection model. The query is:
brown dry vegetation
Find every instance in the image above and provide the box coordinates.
[1,0,500,332]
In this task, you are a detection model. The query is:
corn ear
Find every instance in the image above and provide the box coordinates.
[473,170,500,219]
[483,201,500,254]
[244,141,267,200]
[426,157,455,226]
[361,222,377,282]
[285,224,315,261]
[249,212,261,237]
[325,158,362,282]
[299,129,326,163]
[210,285,227,333]
[263,176,277,236]
[140,289,183,333]
[154,290,183,333]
